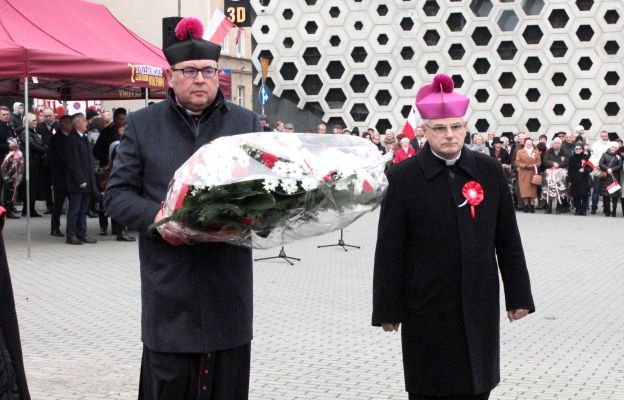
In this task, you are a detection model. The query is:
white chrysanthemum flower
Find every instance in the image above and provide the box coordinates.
[262,177,280,192]
[301,176,319,191]
[280,178,298,194]
[272,161,291,177]
[287,163,304,180]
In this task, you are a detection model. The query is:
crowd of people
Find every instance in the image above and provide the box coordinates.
[0,103,136,244]
[259,115,624,218]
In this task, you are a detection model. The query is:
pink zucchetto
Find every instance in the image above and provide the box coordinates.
[415,74,470,120]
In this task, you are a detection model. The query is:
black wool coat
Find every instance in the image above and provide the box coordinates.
[0,234,30,400]
[47,132,69,191]
[65,131,96,193]
[567,154,591,197]
[373,144,535,396]
[104,89,261,354]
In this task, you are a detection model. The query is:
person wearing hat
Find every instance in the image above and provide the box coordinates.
[259,114,272,132]
[284,122,295,133]
[373,74,534,400]
[589,130,612,214]
[104,16,261,400]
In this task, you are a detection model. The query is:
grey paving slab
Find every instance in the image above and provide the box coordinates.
[3,207,623,399]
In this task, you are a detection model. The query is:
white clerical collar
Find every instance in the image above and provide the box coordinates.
[431,149,461,166]
[175,96,203,116]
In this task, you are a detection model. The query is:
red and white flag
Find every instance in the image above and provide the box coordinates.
[581,159,596,171]
[401,105,418,140]
[607,180,621,195]
[204,9,236,44]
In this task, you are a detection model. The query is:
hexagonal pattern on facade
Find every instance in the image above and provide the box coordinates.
[251,0,624,138]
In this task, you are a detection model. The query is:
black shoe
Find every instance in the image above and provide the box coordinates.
[545,208,552,214]
[43,209,52,215]
[590,209,597,214]
[529,205,535,213]
[523,206,529,213]
[66,237,83,245]
[87,211,98,218]
[99,228,108,236]
[50,229,64,237]
[605,212,611,217]
[6,212,20,219]
[116,234,136,242]
[612,213,617,217]
[79,236,97,244]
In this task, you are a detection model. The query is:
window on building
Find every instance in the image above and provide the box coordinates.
[237,86,245,107]
[237,31,245,57]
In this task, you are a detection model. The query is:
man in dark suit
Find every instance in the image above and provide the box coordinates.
[64,113,97,245]
[0,211,31,399]
[409,125,426,152]
[104,17,261,400]
[373,74,534,400]
[48,115,72,237]
[35,107,59,213]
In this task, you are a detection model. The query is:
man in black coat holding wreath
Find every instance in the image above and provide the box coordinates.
[373,74,535,400]
[104,17,261,400]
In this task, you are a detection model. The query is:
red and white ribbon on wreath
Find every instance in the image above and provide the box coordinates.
[545,167,562,205]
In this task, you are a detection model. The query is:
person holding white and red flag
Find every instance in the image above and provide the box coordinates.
[598,142,622,217]
[104,16,261,400]
[373,74,534,400]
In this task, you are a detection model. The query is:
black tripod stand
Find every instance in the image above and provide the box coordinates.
[317,229,360,252]
[254,246,300,265]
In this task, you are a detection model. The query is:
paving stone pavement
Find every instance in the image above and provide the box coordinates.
[3,208,623,400]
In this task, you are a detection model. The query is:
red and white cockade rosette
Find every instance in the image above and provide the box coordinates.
[459,181,484,220]
[157,132,388,248]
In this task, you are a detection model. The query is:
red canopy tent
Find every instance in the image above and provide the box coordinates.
[0,0,171,99]
[0,0,232,100]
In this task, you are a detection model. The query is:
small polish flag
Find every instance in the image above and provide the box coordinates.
[204,9,236,44]
[583,159,595,171]
[607,180,621,195]
[401,105,418,140]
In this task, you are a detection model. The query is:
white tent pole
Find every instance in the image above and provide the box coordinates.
[24,78,31,258]
[145,88,149,108]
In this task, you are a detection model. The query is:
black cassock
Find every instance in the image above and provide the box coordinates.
[373,144,535,397]
[0,233,30,400]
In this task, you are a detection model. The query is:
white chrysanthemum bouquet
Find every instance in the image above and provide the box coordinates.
[155,132,388,248]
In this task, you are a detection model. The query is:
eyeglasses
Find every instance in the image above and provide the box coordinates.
[424,123,464,135]
[171,67,218,79]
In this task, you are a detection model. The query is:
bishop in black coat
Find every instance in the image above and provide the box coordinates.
[373,74,534,399]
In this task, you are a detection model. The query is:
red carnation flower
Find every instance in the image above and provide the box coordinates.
[261,153,279,169]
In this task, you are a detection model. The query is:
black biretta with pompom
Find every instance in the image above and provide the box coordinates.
[163,17,221,65]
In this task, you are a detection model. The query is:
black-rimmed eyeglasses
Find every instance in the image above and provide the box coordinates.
[171,67,218,79]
